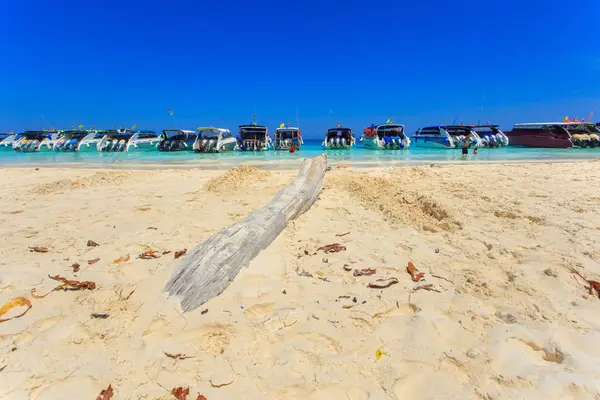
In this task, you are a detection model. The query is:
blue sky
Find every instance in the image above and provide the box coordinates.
[0,0,598,138]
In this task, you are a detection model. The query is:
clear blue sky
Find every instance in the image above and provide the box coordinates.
[1,0,599,138]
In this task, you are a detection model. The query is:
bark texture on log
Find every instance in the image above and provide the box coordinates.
[165,155,328,312]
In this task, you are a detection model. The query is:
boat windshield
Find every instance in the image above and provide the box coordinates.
[137,131,159,139]
[445,127,475,136]
[162,130,192,140]
[376,125,405,138]
[276,129,299,139]
[63,130,88,140]
[21,131,49,140]
[238,126,267,140]
[327,128,352,140]
[473,126,501,135]
[564,124,597,134]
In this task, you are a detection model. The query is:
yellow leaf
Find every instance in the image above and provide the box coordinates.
[375,348,388,361]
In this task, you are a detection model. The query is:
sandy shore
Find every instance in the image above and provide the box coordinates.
[1,161,600,399]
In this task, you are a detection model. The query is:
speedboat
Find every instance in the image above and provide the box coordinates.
[13,130,54,152]
[322,127,355,149]
[128,130,161,151]
[273,126,303,150]
[412,125,484,148]
[157,129,196,152]
[97,129,136,152]
[504,122,600,148]
[361,123,410,150]
[472,125,509,147]
[193,127,236,153]
[53,130,102,152]
[236,125,271,151]
[0,132,18,150]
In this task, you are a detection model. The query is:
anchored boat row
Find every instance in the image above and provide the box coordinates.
[1,121,599,153]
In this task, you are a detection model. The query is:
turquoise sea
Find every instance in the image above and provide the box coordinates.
[1,139,598,169]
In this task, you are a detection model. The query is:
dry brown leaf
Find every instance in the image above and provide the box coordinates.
[71,263,80,273]
[317,243,346,253]
[0,297,32,323]
[174,249,187,259]
[32,275,97,297]
[88,258,100,265]
[367,277,399,289]
[343,264,352,272]
[112,254,130,264]
[353,268,376,277]
[137,250,160,260]
[407,261,425,282]
[171,386,190,400]
[91,313,110,319]
[197,395,208,400]
[29,246,49,253]
[87,240,100,247]
[95,384,114,400]
[572,270,600,298]
[335,232,350,237]
[164,352,193,360]
[162,250,172,255]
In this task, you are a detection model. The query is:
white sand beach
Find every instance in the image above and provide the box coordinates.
[1,161,600,399]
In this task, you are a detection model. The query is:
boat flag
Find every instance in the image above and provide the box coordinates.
[132,125,137,129]
[168,109,173,116]
[589,112,594,121]
[563,116,570,123]
[573,117,579,122]
[386,118,391,124]
[337,122,341,128]
[78,124,83,129]
[487,120,491,125]
[280,122,285,129]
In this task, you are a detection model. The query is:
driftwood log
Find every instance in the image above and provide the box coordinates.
[165,155,328,312]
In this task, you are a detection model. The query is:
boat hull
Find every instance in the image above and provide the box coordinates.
[504,133,572,148]
[362,137,410,150]
[195,138,237,153]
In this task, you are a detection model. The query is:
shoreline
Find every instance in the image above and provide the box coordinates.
[0,156,597,171]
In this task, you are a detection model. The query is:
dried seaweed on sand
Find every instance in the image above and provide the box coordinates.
[0,297,32,323]
[368,277,399,289]
[407,261,425,282]
[317,243,346,253]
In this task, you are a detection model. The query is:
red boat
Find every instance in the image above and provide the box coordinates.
[504,123,574,148]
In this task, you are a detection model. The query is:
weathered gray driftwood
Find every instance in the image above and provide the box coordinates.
[165,155,328,312]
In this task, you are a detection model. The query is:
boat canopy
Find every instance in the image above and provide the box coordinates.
[442,126,475,136]
[198,127,230,139]
[327,128,352,139]
[162,129,195,140]
[238,125,267,140]
[375,124,405,138]
[136,130,160,139]
[21,130,50,140]
[472,125,502,133]
[61,130,89,140]
[275,128,300,139]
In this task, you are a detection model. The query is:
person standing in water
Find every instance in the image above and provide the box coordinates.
[461,139,469,155]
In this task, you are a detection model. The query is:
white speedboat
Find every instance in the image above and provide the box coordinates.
[322,126,355,149]
[157,129,196,152]
[361,123,410,150]
[53,130,102,152]
[193,127,236,153]
[13,131,54,152]
[412,125,485,148]
[236,125,271,151]
[273,126,303,150]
